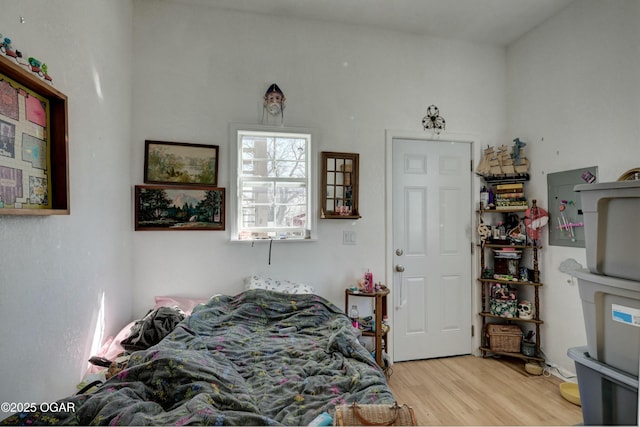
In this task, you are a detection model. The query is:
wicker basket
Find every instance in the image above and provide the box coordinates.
[334,403,417,426]
[486,324,522,353]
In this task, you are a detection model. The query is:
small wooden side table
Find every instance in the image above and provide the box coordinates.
[345,287,390,368]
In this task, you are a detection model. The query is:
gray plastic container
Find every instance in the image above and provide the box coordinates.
[575,269,640,376]
[568,346,638,426]
[574,180,640,281]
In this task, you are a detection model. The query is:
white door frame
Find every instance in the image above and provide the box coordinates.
[384,129,480,363]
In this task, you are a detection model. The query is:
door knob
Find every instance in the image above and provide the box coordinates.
[395,264,405,272]
[395,248,404,256]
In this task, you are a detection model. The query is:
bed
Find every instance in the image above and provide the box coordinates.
[1,286,395,425]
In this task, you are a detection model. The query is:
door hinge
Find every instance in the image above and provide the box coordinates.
[470,159,473,172]
[471,325,475,337]
[471,242,474,255]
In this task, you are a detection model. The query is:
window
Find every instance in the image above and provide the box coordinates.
[231,125,314,240]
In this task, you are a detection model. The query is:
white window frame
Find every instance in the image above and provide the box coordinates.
[229,123,316,241]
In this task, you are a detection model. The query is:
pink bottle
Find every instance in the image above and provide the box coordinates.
[364,270,373,292]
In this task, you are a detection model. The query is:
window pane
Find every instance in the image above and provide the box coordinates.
[241,182,273,228]
[275,205,307,228]
[241,135,306,178]
[326,199,334,212]
[275,183,306,204]
[242,158,269,177]
[274,159,306,178]
[241,182,273,204]
[236,129,311,240]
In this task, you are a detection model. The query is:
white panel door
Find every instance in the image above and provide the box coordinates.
[392,138,472,361]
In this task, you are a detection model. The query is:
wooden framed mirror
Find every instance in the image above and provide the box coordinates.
[320,151,360,219]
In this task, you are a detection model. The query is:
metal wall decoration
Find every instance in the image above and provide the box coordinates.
[422,105,445,134]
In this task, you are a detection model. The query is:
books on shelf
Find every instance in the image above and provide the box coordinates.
[495,183,523,191]
[493,182,527,210]
[493,248,522,259]
[495,201,528,210]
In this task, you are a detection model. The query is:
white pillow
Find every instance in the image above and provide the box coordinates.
[245,275,315,294]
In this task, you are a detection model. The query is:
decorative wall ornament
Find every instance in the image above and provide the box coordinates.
[0,54,68,215]
[422,104,445,134]
[262,83,286,125]
[0,33,53,84]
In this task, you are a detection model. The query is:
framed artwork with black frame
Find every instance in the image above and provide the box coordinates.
[144,140,219,186]
[0,55,69,215]
[134,185,225,231]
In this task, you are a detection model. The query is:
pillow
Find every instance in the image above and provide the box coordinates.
[154,296,209,315]
[245,275,316,294]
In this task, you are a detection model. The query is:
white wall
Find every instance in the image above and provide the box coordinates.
[130,0,507,331]
[507,0,640,374]
[5,0,635,409]
[0,0,133,410]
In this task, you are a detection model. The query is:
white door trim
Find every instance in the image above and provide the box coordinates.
[384,129,479,363]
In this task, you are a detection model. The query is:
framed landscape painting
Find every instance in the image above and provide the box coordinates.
[144,140,219,186]
[135,185,225,231]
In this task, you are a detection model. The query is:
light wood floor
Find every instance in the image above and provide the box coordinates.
[387,355,584,426]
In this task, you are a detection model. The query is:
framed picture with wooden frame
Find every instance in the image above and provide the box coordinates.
[134,185,225,231]
[0,55,69,215]
[144,140,219,186]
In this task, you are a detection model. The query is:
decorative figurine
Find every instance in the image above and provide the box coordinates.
[41,63,53,83]
[0,34,53,84]
[512,137,527,166]
[28,56,42,74]
[15,50,30,71]
[262,83,286,125]
[475,138,530,179]
[517,300,533,320]
[422,104,446,134]
[477,214,490,245]
[1,37,17,58]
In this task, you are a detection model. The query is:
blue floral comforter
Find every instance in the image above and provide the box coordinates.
[2,289,394,425]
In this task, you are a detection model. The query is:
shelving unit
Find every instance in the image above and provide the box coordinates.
[344,287,389,369]
[477,202,545,364]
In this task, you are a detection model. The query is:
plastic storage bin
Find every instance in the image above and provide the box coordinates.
[568,346,638,426]
[574,180,640,281]
[575,269,640,376]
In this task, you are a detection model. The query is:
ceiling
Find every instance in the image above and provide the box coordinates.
[199,0,575,47]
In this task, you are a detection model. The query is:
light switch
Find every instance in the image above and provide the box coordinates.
[343,230,357,245]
